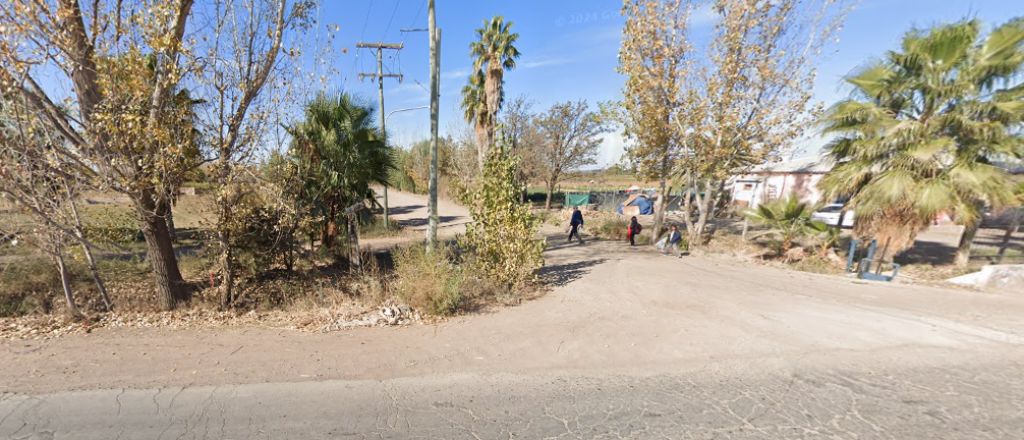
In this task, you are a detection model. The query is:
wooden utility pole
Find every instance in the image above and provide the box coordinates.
[426,0,441,251]
[357,41,404,227]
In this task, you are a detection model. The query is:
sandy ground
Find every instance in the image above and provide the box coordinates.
[3,190,1024,438]
[2,193,1022,394]
[358,189,471,250]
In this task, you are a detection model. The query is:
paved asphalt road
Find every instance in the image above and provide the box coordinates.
[2,358,1023,439]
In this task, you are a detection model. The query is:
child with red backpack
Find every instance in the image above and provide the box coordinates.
[627,216,642,246]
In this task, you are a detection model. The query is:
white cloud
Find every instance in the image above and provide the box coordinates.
[521,57,570,69]
[388,81,430,104]
[442,67,472,80]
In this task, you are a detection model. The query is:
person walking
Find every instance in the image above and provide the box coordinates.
[661,224,684,258]
[568,206,585,244]
[627,216,642,246]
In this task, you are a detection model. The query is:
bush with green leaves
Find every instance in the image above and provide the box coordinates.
[744,196,828,255]
[460,146,546,289]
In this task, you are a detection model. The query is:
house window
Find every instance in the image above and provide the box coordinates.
[742,184,753,191]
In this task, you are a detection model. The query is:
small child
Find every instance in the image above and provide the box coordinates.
[662,225,683,258]
[627,216,642,246]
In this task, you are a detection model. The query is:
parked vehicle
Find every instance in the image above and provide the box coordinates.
[811,204,854,227]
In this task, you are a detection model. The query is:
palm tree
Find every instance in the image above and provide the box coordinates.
[819,18,1024,264]
[744,196,828,255]
[287,92,395,248]
[460,69,490,172]
[469,15,520,156]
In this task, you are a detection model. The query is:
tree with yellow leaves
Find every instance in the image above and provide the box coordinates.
[618,0,852,245]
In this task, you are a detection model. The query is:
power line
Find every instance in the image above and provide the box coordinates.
[382,0,402,41]
[400,0,427,46]
[345,0,376,89]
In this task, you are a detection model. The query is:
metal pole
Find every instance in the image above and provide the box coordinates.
[385,106,429,126]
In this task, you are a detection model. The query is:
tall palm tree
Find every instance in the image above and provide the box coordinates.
[819,18,1024,263]
[287,92,395,248]
[469,15,520,156]
[460,68,504,172]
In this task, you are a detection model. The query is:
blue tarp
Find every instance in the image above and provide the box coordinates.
[617,195,654,215]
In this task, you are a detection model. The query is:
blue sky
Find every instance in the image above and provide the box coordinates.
[326,0,1024,166]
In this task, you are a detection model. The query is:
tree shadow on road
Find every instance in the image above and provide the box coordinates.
[400,216,463,228]
[539,259,607,287]
[387,205,425,216]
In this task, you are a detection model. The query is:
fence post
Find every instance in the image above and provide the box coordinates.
[996,210,1022,264]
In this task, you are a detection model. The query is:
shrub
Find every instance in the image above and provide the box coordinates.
[391,243,464,315]
[460,147,546,289]
[0,258,60,317]
[592,218,629,240]
[744,196,827,255]
[359,215,403,239]
[230,203,299,275]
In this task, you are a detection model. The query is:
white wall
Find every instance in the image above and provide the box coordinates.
[731,173,826,208]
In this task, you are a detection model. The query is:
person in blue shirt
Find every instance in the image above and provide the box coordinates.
[568,206,585,244]
[661,224,683,258]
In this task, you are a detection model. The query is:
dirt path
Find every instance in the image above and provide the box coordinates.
[357,189,471,249]
[3,193,1023,394]
[5,192,1024,438]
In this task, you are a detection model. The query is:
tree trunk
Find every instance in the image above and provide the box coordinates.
[954,221,980,267]
[651,178,669,242]
[81,241,112,311]
[218,233,234,308]
[65,185,112,311]
[484,60,503,154]
[138,194,188,311]
[216,186,234,307]
[545,182,555,210]
[692,180,715,247]
[53,249,83,319]
[348,213,362,274]
[166,200,177,243]
[324,202,339,248]
[680,171,697,244]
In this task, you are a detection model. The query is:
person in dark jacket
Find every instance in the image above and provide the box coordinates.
[568,206,585,244]
[627,216,642,246]
[661,224,683,258]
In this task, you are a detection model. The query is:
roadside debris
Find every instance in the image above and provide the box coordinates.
[1,302,424,340]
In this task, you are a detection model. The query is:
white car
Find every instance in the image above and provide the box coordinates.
[811,204,854,227]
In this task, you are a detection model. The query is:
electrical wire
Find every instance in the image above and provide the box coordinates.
[400,0,427,46]
[382,0,402,42]
[344,0,376,89]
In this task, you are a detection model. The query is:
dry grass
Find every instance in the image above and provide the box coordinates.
[391,243,464,316]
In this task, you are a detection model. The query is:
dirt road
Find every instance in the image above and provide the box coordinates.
[3,191,1024,438]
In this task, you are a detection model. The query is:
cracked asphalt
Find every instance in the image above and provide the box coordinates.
[2,360,1023,439]
[3,191,1024,439]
